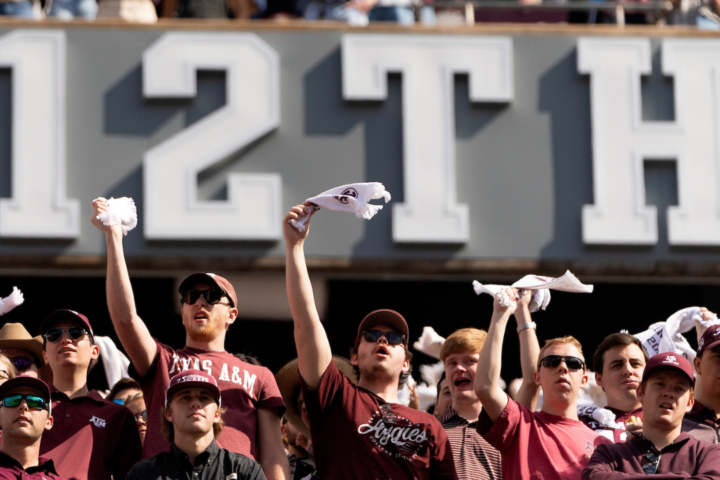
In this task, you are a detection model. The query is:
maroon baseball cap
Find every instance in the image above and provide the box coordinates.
[642,352,695,386]
[697,324,720,356]
[166,369,221,407]
[40,310,94,340]
[0,375,52,416]
[179,273,237,308]
[355,309,409,347]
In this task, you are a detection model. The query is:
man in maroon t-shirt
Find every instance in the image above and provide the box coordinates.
[283,204,458,480]
[475,288,611,480]
[583,353,720,479]
[91,199,289,480]
[37,309,142,480]
[684,323,720,443]
[579,333,649,443]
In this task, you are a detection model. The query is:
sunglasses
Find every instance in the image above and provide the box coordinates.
[540,355,585,371]
[379,403,397,426]
[44,327,90,344]
[10,356,35,372]
[361,330,406,346]
[112,399,124,405]
[134,410,147,422]
[642,452,660,474]
[180,289,230,306]
[1,394,49,411]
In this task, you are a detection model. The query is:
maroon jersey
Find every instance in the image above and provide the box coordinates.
[131,340,286,460]
[0,453,67,480]
[301,360,458,480]
[579,406,643,443]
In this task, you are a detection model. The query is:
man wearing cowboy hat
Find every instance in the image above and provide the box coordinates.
[0,375,66,480]
[91,198,289,480]
[283,204,457,480]
[0,323,51,382]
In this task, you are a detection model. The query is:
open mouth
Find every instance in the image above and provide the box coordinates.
[556,378,570,385]
[194,312,209,321]
[375,345,389,357]
[454,379,471,387]
[659,402,674,411]
[59,347,75,354]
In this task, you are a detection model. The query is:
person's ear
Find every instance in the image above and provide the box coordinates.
[213,407,221,424]
[595,372,604,390]
[90,344,100,360]
[226,308,238,328]
[533,371,541,386]
[45,414,54,431]
[579,371,589,389]
[637,384,646,405]
[694,356,702,376]
[685,395,695,413]
[165,407,174,424]
[42,351,48,364]
[351,353,358,367]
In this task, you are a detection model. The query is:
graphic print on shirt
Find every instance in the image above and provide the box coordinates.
[89,416,106,428]
[167,354,257,396]
[357,409,430,462]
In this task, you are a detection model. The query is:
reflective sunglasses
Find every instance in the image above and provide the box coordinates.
[112,399,124,405]
[642,452,660,474]
[1,394,49,411]
[539,355,585,370]
[361,330,406,346]
[44,327,90,344]
[10,356,35,372]
[134,410,147,422]
[180,289,229,306]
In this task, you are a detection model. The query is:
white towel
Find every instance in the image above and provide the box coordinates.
[289,183,391,232]
[95,197,138,236]
[472,271,593,312]
[0,287,24,316]
[633,307,720,367]
[94,336,130,390]
[413,327,445,360]
[578,405,620,429]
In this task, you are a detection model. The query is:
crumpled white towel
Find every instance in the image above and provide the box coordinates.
[420,361,446,388]
[0,287,24,316]
[413,327,446,360]
[95,197,138,236]
[472,271,593,313]
[578,405,620,429]
[289,183,391,232]
[94,336,130,391]
[634,307,720,366]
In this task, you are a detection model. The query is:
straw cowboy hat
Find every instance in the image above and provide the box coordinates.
[0,323,52,383]
[275,356,357,438]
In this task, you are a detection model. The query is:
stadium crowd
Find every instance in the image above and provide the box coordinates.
[0,198,717,480]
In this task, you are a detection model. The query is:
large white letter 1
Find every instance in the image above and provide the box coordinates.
[579,38,720,245]
[343,35,513,243]
[143,33,281,240]
[0,30,79,238]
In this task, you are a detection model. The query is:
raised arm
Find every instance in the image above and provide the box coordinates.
[474,288,517,421]
[283,205,332,389]
[91,199,156,377]
[256,407,290,480]
[513,291,541,410]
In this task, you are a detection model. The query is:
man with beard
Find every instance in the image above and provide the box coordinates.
[582,353,720,479]
[475,288,611,480]
[91,199,289,480]
[579,333,648,442]
[0,375,65,480]
[283,204,458,480]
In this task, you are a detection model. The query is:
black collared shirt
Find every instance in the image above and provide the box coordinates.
[126,440,267,480]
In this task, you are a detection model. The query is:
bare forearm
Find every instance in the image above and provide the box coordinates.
[514,306,540,409]
[475,309,512,420]
[257,408,290,480]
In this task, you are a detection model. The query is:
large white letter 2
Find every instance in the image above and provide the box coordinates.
[343,35,513,243]
[0,30,79,238]
[143,33,281,240]
[579,38,720,245]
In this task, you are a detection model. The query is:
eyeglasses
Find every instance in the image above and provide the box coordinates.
[44,327,90,344]
[180,289,230,306]
[1,394,49,411]
[10,356,35,372]
[642,452,660,474]
[134,410,147,422]
[540,355,585,371]
[361,330,406,346]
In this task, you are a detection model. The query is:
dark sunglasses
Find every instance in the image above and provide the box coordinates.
[1,394,49,411]
[642,452,660,474]
[44,327,90,344]
[379,403,397,426]
[134,410,147,422]
[180,289,230,306]
[10,356,35,372]
[361,330,406,346]
[540,355,585,370]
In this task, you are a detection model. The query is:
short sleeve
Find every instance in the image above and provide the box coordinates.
[254,366,286,416]
[477,395,523,454]
[301,360,346,415]
[430,423,459,480]
[128,339,173,386]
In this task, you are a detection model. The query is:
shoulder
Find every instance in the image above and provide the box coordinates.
[221,449,263,470]
[128,452,170,475]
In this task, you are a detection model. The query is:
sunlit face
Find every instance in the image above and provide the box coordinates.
[351,325,409,385]
[180,283,237,342]
[638,370,693,430]
[596,344,646,408]
[0,386,53,442]
[166,387,220,437]
[42,321,99,371]
[695,346,720,402]
[533,343,588,407]
[435,378,452,417]
[445,352,479,404]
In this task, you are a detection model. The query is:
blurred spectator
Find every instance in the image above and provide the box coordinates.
[366,0,415,24]
[0,323,51,383]
[0,353,16,385]
[650,0,720,27]
[96,0,157,25]
[47,0,97,20]
[299,0,369,25]
[281,417,314,480]
[125,393,148,447]
[108,377,142,405]
[434,372,452,417]
[0,1,33,19]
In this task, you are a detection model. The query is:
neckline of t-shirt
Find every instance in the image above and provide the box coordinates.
[356,384,407,409]
[181,345,228,355]
[535,410,586,426]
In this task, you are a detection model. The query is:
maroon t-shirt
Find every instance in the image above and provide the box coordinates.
[39,387,142,480]
[582,432,720,479]
[579,406,643,443]
[0,452,67,480]
[478,396,612,480]
[301,360,458,480]
[131,339,286,460]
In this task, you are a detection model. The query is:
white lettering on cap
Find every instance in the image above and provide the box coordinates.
[177,375,210,384]
[663,355,678,365]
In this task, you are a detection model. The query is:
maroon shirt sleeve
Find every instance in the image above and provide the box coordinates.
[301,359,346,415]
[253,366,286,416]
[477,395,522,454]
[429,422,459,480]
[112,405,143,480]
